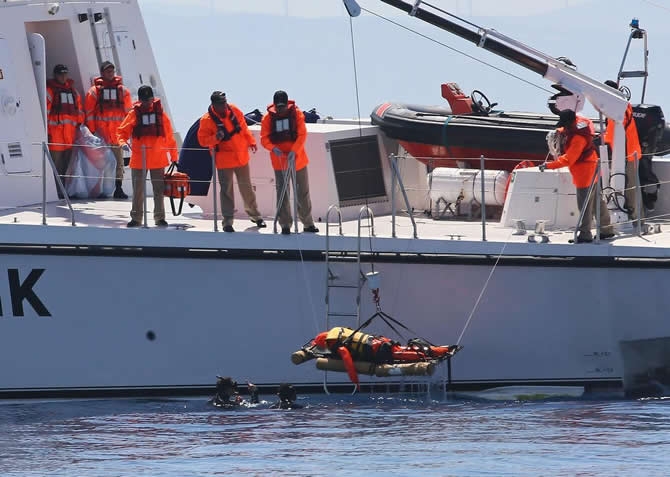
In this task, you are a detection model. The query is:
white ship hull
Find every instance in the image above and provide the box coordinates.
[2,225,670,397]
[2,0,670,398]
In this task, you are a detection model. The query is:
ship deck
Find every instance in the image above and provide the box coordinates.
[2,197,670,260]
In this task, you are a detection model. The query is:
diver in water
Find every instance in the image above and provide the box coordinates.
[209,376,259,408]
[270,383,302,410]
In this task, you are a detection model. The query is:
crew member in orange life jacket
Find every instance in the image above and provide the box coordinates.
[117,85,178,228]
[197,91,266,233]
[260,90,318,235]
[603,79,644,223]
[540,109,615,243]
[85,61,132,199]
[46,64,84,198]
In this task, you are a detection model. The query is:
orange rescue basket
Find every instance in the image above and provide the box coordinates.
[164,163,190,216]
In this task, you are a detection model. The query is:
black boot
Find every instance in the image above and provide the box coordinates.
[113,179,128,199]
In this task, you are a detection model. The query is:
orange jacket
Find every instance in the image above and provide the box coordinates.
[546,115,598,188]
[197,104,256,169]
[46,78,84,151]
[84,76,132,145]
[260,101,309,171]
[116,99,177,170]
[604,103,642,163]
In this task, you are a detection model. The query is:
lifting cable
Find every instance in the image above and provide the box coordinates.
[456,236,511,346]
[347,13,376,276]
[357,5,552,95]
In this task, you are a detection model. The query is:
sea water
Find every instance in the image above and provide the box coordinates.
[0,393,668,476]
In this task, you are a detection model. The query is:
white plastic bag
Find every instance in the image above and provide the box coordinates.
[66,126,117,198]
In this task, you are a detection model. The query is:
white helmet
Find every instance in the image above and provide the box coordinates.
[547,84,585,115]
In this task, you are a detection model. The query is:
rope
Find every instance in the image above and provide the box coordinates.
[456,234,512,346]
[347,14,376,274]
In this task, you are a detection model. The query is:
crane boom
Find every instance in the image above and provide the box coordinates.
[344,0,630,211]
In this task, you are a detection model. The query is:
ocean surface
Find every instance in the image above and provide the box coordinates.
[0,391,668,476]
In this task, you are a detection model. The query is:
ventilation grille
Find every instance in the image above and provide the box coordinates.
[329,135,386,207]
[7,142,22,158]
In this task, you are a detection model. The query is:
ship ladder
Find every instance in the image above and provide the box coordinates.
[323,205,376,394]
[86,7,123,77]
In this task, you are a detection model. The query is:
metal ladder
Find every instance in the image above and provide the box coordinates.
[324,205,376,330]
[323,205,376,393]
[86,7,122,75]
[616,18,648,103]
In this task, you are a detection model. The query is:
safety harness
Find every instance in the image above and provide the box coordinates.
[208,105,241,143]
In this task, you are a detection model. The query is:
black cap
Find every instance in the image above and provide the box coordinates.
[604,80,618,89]
[53,64,68,75]
[138,85,154,101]
[273,90,288,107]
[556,109,576,128]
[100,61,115,73]
[210,91,227,104]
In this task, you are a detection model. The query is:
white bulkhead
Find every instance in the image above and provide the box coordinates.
[0,0,175,207]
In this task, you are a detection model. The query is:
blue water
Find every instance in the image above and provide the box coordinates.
[0,393,668,476]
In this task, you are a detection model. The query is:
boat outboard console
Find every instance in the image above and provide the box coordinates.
[632,104,664,210]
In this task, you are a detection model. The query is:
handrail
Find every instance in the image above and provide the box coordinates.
[1,0,131,7]
[479,155,487,242]
[388,153,418,238]
[324,204,343,331]
[633,151,643,236]
[210,150,218,232]
[273,153,298,234]
[357,206,375,328]
[41,142,75,226]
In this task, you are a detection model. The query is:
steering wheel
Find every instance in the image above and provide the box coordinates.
[619,85,632,101]
[470,90,498,115]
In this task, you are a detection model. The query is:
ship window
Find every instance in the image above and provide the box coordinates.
[329,135,386,206]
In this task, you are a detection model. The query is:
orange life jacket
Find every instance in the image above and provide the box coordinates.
[93,76,126,113]
[268,106,298,143]
[132,99,164,139]
[564,120,597,164]
[46,79,80,117]
[604,103,643,163]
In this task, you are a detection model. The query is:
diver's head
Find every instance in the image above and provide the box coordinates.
[277,383,297,403]
[216,376,238,399]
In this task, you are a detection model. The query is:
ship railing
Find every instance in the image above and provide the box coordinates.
[0,0,130,8]
[397,151,666,241]
[388,153,418,239]
[6,140,667,239]
[40,142,76,226]
[21,140,290,231]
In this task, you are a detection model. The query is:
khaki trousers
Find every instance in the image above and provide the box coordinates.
[274,166,314,229]
[576,186,614,240]
[624,159,644,222]
[50,148,73,198]
[111,145,124,180]
[131,168,165,223]
[217,164,262,227]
